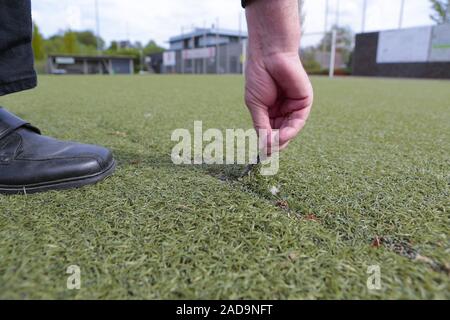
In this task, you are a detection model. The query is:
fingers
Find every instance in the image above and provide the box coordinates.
[280,95,313,116]
[269,94,311,148]
[278,110,308,147]
[245,99,272,152]
[274,63,313,147]
[279,140,290,151]
[245,54,313,154]
[246,90,312,153]
[244,70,278,155]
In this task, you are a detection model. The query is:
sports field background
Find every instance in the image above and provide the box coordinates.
[0,75,448,299]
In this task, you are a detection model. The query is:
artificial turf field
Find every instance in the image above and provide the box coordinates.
[0,75,448,299]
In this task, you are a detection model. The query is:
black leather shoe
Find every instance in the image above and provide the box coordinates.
[0,107,115,194]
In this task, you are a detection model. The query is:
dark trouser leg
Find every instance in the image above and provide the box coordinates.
[0,0,37,96]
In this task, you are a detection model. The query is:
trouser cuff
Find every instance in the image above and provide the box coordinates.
[0,74,37,96]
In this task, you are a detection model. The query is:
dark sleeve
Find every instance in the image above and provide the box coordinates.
[241,0,253,8]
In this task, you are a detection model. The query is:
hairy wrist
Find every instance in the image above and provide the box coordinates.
[246,0,301,57]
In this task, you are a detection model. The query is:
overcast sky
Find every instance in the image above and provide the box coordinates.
[31,0,435,48]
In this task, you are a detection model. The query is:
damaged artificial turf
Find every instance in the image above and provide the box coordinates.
[0,75,449,299]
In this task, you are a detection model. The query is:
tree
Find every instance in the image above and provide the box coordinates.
[32,23,45,60]
[75,30,105,50]
[316,25,354,68]
[44,34,65,55]
[143,40,165,55]
[63,30,79,54]
[430,0,450,24]
[317,25,353,52]
[108,41,119,51]
[43,30,99,55]
[301,46,322,73]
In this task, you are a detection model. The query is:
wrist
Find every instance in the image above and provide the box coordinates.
[245,0,301,57]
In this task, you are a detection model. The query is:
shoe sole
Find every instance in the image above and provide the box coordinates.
[0,160,116,195]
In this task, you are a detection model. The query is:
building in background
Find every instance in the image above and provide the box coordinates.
[162,28,248,74]
[118,40,134,49]
[353,24,450,79]
[145,52,163,74]
[47,54,134,75]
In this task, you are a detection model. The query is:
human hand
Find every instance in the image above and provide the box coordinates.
[245,51,313,152]
[244,0,313,153]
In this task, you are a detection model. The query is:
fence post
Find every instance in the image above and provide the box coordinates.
[329,29,337,78]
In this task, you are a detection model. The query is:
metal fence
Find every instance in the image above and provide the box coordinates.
[162,41,246,74]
